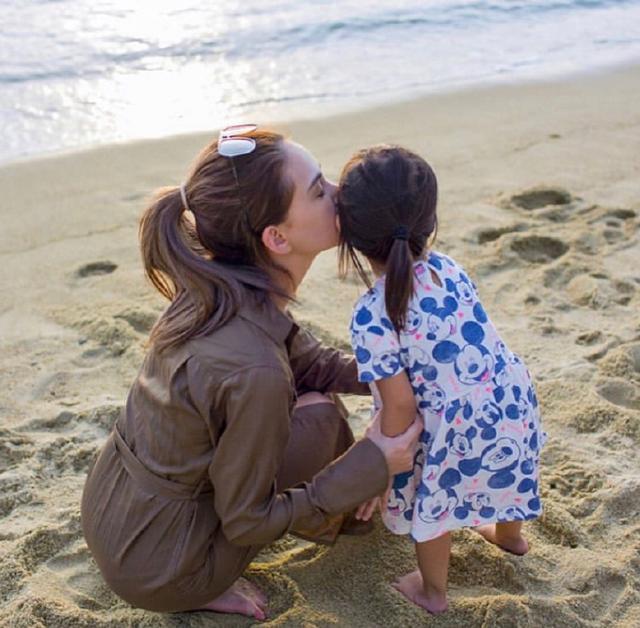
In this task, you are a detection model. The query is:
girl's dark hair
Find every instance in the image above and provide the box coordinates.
[139,129,294,353]
[337,145,438,331]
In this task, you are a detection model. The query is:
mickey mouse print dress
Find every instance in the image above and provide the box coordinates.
[350,251,546,543]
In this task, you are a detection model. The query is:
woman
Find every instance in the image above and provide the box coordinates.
[81,125,421,620]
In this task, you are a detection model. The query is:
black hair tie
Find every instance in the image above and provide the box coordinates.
[392,225,409,241]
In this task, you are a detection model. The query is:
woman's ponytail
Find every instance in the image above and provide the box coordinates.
[139,186,189,301]
[138,186,240,352]
[385,228,414,332]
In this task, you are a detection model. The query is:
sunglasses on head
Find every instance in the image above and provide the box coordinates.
[218,123,257,187]
[218,123,257,155]
[179,124,259,212]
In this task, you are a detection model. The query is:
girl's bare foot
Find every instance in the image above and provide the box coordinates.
[392,569,448,614]
[475,523,529,555]
[197,578,269,620]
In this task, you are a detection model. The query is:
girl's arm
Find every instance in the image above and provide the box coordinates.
[354,372,417,522]
[375,370,417,437]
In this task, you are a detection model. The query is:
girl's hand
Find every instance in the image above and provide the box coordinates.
[365,412,422,476]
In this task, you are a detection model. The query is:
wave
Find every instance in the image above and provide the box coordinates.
[2,0,637,85]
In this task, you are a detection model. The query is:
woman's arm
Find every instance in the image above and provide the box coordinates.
[203,363,387,546]
[375,370,418,437]
[288,324,369,395]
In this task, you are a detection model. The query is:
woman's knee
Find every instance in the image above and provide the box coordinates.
[295,391,334,409]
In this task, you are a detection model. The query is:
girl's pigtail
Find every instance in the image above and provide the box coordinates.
[385,229,414,332]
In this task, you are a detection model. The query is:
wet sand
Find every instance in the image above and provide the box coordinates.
[1,64,639,626]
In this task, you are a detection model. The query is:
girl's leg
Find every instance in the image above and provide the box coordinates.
[475,520,529,555]
[392,532,451,614]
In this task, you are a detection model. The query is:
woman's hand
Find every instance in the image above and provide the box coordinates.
[355,496,379,521]
[365,411,422,476]
[355,481,393,521]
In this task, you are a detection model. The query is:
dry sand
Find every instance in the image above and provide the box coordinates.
[1,64,639,627]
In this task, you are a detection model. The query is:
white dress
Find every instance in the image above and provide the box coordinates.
[349,251,546,542]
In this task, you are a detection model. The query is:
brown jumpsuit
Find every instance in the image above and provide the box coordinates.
[81,291,389,612]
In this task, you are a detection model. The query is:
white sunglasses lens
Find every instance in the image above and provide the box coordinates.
[219,138,256,157]
[222,124,257,136]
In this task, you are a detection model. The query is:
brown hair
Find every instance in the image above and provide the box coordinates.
[139,129,294,353]
[337,145,438,331]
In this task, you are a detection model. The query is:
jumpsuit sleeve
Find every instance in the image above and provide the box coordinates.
[202,364,388,547]
[288,324,370,395]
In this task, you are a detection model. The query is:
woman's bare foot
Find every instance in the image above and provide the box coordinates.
[475,523,529,555]
[391,569,448,614]
[197,578,269,620]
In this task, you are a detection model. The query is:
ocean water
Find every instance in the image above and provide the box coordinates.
[2,0,640,164]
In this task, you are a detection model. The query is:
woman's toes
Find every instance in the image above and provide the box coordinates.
[243,579,269,605]
[238,578,269,609]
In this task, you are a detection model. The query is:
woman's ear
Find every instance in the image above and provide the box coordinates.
[335,213,341,234]
[261,225,291,256]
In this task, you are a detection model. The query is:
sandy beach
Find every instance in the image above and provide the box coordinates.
[1,64,639,626]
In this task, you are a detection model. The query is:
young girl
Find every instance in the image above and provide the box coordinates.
[337,145,546,614]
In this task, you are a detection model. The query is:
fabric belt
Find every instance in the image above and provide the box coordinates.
[112,425,212,502]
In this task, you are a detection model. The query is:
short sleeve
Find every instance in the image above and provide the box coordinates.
[437,252,481,304]
[349,291,403,383]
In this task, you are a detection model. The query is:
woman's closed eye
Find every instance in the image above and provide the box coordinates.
[316,180,326,198]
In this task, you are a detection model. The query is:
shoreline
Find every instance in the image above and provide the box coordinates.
[2,59,639,170]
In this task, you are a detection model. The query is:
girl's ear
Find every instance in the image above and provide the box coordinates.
[261,225,291,256]
[335,213,341,233]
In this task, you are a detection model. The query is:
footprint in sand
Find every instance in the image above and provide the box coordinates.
[565,275,635,309]
[595,379,640,412]
[602,227,626,244]
[509,186,573,211]
[510,235,569,264]
[0,522,82,606]
[502,186,585,223]
[21,405,121,435]
[565,564,628,622]
[75,316,138,356]
[75,261,117,279]
[543,452,606,519]
[46,541,121,612]
[114,306,159,334]
[533,501,586,549]
[575,330,604,346]
[595,479,640,520]
[581,207,638,251]
[36,436,100,477]
[449,540,525,593]
[0,429,34,470]
[589,208,637,225]
[597,343,640,379]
